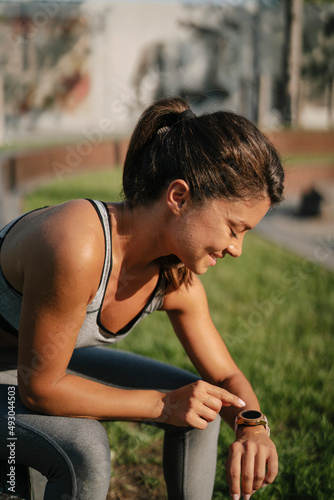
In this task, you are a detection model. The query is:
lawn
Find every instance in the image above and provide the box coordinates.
[24,168,334,500]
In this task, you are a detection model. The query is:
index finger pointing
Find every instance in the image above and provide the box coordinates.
[204,384,246,408]
[218,387,246,408]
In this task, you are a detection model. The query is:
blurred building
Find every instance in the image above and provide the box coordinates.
[0,1,332,146]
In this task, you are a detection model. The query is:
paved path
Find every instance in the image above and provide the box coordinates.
[254,183,334,272]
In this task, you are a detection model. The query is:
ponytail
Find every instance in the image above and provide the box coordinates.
[122,97,193,206]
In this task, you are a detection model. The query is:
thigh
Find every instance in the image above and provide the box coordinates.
[68,346,199,391]
[0,384,111,500]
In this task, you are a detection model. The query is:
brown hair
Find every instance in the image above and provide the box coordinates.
[122,96,284,291]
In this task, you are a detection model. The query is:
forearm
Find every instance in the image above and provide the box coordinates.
[20,373,164,421]
[218,371,261,429]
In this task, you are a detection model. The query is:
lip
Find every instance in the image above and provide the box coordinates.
[209,253,218,266]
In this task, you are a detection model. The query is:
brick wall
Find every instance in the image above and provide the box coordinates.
[1,138,130,192]
[267,130,334,156]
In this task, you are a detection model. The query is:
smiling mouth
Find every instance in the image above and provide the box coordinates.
[212,251,223,259]
[209,253,220,265]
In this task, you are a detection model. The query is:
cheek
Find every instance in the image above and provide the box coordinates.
[172,221,197,258]
[204,222,228,246]
[177,226,205,261]
[177,209,225,256]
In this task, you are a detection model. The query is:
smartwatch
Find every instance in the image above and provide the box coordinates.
[235,410,270,436]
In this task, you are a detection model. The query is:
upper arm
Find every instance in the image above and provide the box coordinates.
[162,275,240,384]
[17,203,104,406]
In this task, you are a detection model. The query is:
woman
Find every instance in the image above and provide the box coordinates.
[0,97,283,500]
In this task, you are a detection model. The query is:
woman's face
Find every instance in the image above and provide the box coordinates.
[168,192,270,275]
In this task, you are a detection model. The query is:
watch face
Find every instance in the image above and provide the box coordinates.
[241,410,262,420]
[235,410,270,437]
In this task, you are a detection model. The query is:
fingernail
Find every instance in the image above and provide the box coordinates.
[238,398,246,407]
[243,494,251,500]
[231,495,240,500]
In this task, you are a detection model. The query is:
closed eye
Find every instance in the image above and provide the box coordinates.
[230,228,238,239]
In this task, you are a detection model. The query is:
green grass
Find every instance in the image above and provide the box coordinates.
[283,153,334,166]
[24,170,334,500]
[23,168,124,212]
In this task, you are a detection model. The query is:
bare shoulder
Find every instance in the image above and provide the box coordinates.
[161,275,209,314]
[33,199,105,264]
[2,199,105,302]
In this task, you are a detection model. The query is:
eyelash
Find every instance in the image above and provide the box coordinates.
[230,228,238,239]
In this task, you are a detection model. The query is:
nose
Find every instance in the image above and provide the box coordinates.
[227,240,243,258]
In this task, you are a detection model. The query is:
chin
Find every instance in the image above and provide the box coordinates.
[195,267,209,275]
[175,255,209,276]
[187,263,209,276]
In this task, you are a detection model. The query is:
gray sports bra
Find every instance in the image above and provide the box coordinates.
[0,200,165,348]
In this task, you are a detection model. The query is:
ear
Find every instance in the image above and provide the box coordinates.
[166,179,191,215]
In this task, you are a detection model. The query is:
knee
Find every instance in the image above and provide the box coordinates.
[62,419,111,498]
[191,415,221,444]
[164,414,221,438]
[72,419,111,473]
[205,414,221,435]
[198,415,221,448]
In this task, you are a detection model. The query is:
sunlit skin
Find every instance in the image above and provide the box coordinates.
[162,179,271,275]
[0,180,277,500]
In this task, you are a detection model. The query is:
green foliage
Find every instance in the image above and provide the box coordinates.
[24,171,334,499]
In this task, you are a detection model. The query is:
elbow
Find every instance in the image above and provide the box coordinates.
[19,392,45,414]
[18,380,54,415]
[18,388,46,414]
[217,369,245,387]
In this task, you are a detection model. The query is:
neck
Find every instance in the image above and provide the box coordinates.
[108,201,172,273]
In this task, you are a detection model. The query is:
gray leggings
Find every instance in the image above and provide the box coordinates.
[0,346,221,500]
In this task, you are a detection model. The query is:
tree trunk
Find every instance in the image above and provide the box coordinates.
[275,0,291,124]
[276,0,303,127]
[0,75,4,146]
[327,77,334,128]
[288,0,304,128]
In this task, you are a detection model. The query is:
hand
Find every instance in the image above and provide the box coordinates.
[157,380,245,429]
[225,426,278,499]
